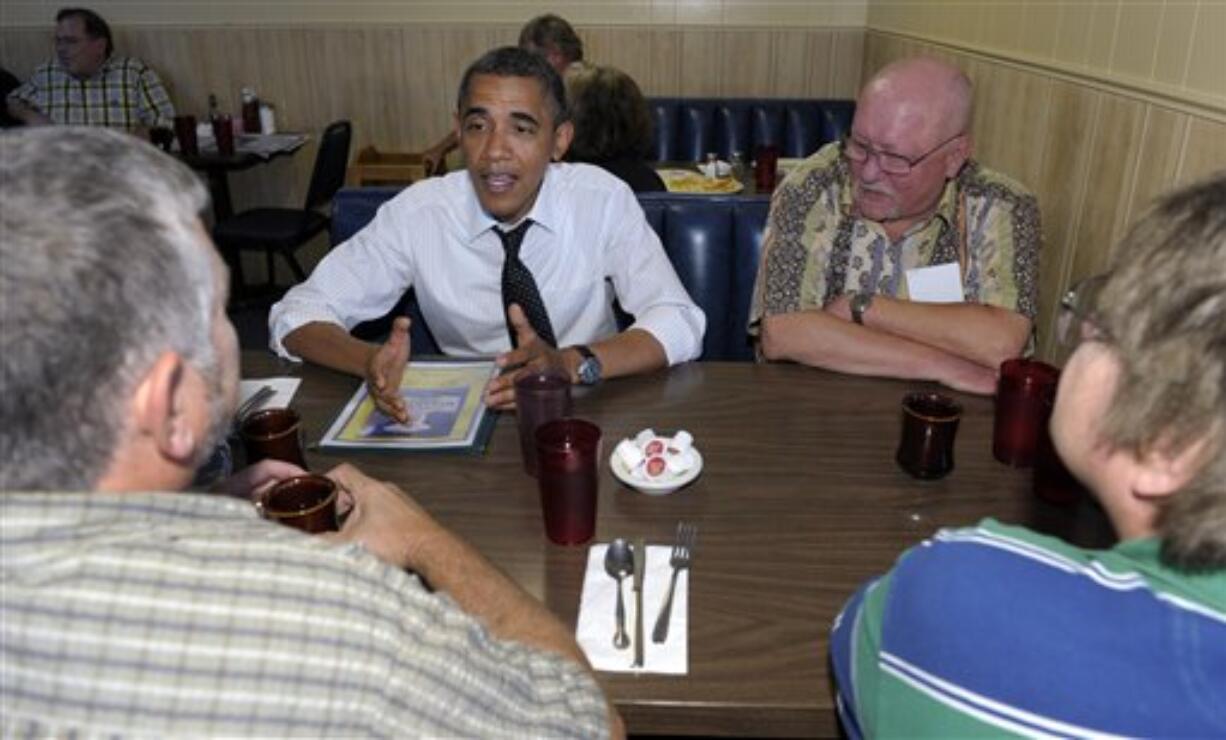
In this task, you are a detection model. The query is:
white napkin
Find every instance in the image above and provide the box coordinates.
[240,377,300,410]
[576,543,687,674]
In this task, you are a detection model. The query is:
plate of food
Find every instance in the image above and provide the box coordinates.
[610,428,703,495]
[656,169,744,195]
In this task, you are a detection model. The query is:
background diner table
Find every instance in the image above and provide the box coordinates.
[182,132,309,222]
[242,350,1113,737]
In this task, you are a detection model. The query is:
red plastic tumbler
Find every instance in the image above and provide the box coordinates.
[993,358,1060,467]
[535,418,601,545]
[754,145,780,193]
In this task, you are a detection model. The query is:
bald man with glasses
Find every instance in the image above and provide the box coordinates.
[750,57,1040,394]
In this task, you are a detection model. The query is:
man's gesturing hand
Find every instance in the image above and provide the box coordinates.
[485,304,570,409]
[365,316,411,423]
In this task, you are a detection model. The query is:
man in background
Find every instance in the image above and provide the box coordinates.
[6,7,175,136]
[0,127,619,737]
[421,13,585,174]
[751,57,1039,395]
[831,173,1226,736]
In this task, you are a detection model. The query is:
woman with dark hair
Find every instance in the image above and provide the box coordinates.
[566,64,665,193]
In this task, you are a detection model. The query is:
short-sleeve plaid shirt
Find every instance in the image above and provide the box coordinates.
[9,56,175,130]
[0,492,610,737]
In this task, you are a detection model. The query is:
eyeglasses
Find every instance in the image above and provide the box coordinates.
[1056,273,1112,349]
[842,131,964,176]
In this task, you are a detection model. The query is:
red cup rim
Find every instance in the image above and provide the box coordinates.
[1000,358,1060,386]
[536,417,601,449]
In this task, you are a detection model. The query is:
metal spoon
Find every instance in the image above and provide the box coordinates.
[604,538,633,650]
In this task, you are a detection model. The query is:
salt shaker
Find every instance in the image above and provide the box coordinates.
[730,151,746,182]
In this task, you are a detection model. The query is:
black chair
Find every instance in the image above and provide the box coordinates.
[214,120,352,299]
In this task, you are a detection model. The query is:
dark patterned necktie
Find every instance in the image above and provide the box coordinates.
[497,220,557,348]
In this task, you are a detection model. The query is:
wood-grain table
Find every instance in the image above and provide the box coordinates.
[243,351,1113,737]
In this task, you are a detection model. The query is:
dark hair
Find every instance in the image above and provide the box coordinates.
[456,46,569,126]
[567,65,654,162]
[56,7,113,56]
[518,14,583,65]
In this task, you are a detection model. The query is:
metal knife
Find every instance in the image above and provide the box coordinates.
[633,536,646,668]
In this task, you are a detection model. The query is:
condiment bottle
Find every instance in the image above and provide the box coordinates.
[241,87,261,134]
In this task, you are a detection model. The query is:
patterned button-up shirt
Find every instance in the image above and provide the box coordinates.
[751,143,1040,331]
[8,56,175,130]
[0,492,609,737]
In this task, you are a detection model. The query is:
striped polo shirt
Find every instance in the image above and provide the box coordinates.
[8,56,175,130]
[831,519,1226,737]
[1,492,608,737]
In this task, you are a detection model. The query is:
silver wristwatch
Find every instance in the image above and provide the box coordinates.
[850,291,874,325]
[572,345,602,385]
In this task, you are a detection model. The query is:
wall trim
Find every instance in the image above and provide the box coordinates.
[865,28,1225,124]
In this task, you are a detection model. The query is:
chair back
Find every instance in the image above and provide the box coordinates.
[303,120,353,211]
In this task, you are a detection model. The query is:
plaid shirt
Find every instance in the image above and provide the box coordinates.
[0,492,609,737]
[8,56,175,130]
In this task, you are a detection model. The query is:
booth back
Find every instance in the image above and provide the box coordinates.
[648,97,855,162]
[330,187,770,361]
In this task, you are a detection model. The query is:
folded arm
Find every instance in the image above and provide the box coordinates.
[851,295,1031,371]
[759,309,998,395]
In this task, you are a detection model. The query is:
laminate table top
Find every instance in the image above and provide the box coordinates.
[242,352,1113,737]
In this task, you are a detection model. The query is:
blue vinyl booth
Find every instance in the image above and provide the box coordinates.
[648,97,855,162]
[329,188,771,361]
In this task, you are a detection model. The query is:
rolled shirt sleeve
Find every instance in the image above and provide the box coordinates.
[602,182,706,365]
[268,194,417,360]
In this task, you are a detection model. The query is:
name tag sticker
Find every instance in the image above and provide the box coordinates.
[905,263,964,303]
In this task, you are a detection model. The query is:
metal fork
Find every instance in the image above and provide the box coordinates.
[652,521,697,643]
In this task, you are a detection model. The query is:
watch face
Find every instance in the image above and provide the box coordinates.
[578,356,602,385]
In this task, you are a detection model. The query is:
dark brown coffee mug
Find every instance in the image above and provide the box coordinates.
[240,407,306,468]
[896,392,962,479]
[257,474,338,533]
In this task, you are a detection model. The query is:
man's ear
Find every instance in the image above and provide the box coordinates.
[1133,436,1209,500]
[552,120,574,161]
[130,350,199,465]
[945,132,972,178]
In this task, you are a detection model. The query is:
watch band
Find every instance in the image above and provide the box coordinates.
[850,292,874,325]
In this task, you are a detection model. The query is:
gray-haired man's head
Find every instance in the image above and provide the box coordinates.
[0,127,235,491]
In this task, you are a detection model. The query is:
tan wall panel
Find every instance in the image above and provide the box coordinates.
[966,59,1051,192]
[1184,1,1226,100]
[1,0,869,27]
[1151,0,1197,88]
[1110,2,1163,82]
[1178,118,1226,187]
[1124,107,1188,224]
[1070,95,1147,283]
[1032,81,1099,359]
[866,0,1223,115]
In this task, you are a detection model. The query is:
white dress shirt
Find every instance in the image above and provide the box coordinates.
[269,163,705,364]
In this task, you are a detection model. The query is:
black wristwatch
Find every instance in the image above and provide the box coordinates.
[571,345,603,385]
[850,291,874,325]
